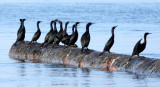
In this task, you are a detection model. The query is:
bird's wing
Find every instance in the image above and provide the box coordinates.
[104,37,113,50]
[16,32,23,41]
[69,34,75,42]
[81,32,87,47]
[31,31,39,41]
[132,39,142,55]
[85,33,90,47]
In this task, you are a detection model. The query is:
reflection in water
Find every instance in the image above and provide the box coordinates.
[17,63,26,77]
[81,68,91,87]
[105,71,115,86]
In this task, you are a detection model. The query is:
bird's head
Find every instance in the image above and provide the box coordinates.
[86,22,95,28]
[23,19,26,21]
[54,19,59,22]
[57,20,62,25]
[112,25,118,32]
[145,32,152,36]
[37,21,42,24]
[75,22,80,26]
[51,20,55,24]
[19,19,23,21]
[65,21,69,25]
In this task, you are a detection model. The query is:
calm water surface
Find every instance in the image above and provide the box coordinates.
[0,2,160,87]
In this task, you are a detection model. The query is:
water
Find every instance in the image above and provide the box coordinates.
[0,2,160,87]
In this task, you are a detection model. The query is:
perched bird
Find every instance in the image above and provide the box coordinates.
[45,20,58,45]
[61,21,70,46]
[81,22,95,52]
[129,32,151,60]
[30,21,42,43]
[53,20,63,46]
[68,22,80,46]
[102,26,117,53]
[41,20,54,46]
[16,19,26,42]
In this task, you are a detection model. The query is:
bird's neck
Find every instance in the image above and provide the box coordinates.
[75,25,78,33]
[21,22,24,28]
[60,23,63,32]
[54,22,57,30]
[37,23,40,30]
[86,25,90,33]
[50,22,53,30]
[64,24,68,33]
[111,30,114,37]
[144,35,147,43]
[72,26,75,34]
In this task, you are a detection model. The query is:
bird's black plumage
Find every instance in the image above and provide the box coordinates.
[16,19,26,42]
[81,22,95,52]
[129,32,151,60]
[61,21,70,46]
[45,20,58,45]
[30,21,42,43]
[103,26,117,53]
[41,20,54,46]
[68,22,80,46]
[53,20,63,46]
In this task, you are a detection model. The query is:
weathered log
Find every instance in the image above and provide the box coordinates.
[9,41,160,75]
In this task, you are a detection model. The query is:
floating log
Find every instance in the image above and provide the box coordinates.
[9,41,160,75]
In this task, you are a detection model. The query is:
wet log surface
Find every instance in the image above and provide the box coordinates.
[9,41,160,76]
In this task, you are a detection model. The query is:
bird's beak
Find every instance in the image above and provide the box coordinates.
[149,33,152,34]
[91,23,95,24]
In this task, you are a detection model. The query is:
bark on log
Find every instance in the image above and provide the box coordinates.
[9,41,160,75]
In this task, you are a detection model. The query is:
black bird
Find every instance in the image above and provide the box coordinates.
[102,26,117,53]
[61,21,70,46]
[45,20,58,45]
[81,22,95,52]
[69,24,76,38]
[129,32,151,60]
[16,19,26,42]
[53,20,63,46]
[41,20,54,46]
[30,21,42,43]
[68,22,80,46]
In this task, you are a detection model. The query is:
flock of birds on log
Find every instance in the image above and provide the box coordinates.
[16,19,151,61]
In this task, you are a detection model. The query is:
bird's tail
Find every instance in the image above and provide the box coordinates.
[41,43,44,47]
[99,51,105,56]
[128,55,133,61]
[81,47,84,52]
[29,41,32,45]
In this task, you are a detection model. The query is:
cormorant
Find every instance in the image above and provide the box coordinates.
[30,21,42,43]
[102,26,117,53]
[53,20,63,46]
[129,32,151,60]
[68,22,80,46]
[45,19,58,45]
[41,20,54,46]
[81,22,95,52]
[16,19,26,42]
[61,21,70,46]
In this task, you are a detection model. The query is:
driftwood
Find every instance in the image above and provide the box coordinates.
[9,41,160,75]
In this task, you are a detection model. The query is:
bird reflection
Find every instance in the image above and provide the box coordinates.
[81,68,91,77]
[17,63,26,77]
